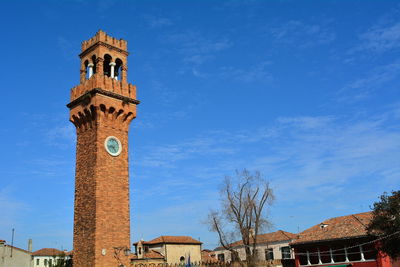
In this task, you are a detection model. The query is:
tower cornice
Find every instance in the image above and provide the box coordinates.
[79,41,129,58]
[66,88,140,109]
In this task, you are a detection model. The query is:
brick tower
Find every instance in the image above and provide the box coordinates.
[67,31,139,267]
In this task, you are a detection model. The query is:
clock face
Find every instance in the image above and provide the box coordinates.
[105,136,122,156]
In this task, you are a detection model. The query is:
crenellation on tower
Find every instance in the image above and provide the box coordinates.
[70,74,137,102]
[81,30,127,52]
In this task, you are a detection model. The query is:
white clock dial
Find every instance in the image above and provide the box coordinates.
[105,136,122,156]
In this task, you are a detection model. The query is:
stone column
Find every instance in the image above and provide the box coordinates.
[330,248,334,263]
[344,247,349,262]
[360,245,365,261]
[110,62,116,78]
[317,248,322,264]
[88,63,94,78]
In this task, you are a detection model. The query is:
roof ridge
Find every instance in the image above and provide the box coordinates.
[279,230,292,239]
[324,211,371,222]
[34,248,63,251]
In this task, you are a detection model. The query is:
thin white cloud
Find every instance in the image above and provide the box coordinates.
[162,31,232,65]
[136,135,237,168]
[47,124,75,148]
[218,61,274,84]
[143,14,173,28]
[356,22,400,53]
[338,60,400,102]
[268,20,336,48]
[0,187,28,230]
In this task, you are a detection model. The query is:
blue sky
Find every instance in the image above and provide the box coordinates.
[0,0,399,252]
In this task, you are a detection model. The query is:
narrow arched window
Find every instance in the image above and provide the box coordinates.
[115,58,123,80]
[91,55,97,74]
[103,54,112,77]
[84,60,89,79]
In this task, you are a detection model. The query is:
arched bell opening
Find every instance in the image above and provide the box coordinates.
[84,60,90,79]
[103,54,112,77]
[115,58,123,80]
[91,55,97,75]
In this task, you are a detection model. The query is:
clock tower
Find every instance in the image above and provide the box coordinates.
[67,31,139,267]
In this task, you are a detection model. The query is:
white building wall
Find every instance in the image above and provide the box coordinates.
[215,240,294,262]
[32,255,70,267]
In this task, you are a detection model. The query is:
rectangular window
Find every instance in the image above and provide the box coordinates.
[281,246,291,259]
[218,253,225,262]
[44,259,48,266]
[265,248,274,260]
[36,259,40,265]
[49,259,52,266]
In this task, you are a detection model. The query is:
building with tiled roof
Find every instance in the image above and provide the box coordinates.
[202,249,218,263]
[131,236,202,265]
[32,248,64,256]
[130,246,165,262]
[290,212,398,267]
[135,235,203,245]
[213,230,297,264]
[32,247,72,267]
[291,212,372,245]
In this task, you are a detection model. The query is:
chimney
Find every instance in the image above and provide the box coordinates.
[137,240,144,259]
[28,239,32,252]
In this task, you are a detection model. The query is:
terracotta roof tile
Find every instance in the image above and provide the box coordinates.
[33,248,65,256]
[216,230,297,249]
[138,236,202,245]
[291,211,372,245]
[131,249,165,259]
[202,250,218,263]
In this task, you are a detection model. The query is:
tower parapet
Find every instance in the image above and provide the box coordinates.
[81,30,127,52]
[69,73,137,103]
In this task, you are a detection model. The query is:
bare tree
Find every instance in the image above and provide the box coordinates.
[208,169,274,267]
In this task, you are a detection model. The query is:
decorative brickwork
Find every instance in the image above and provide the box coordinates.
[68,30,139,267]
